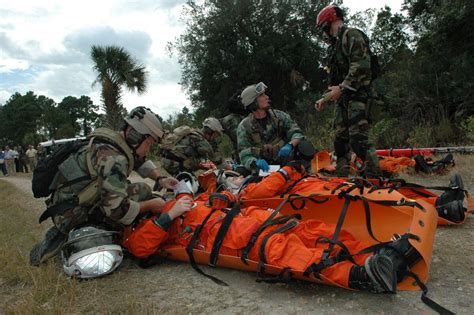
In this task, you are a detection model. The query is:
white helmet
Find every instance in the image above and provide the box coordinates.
[217,170,244,194]
[202,117,223,133]
[61,226,123,279]
[175,172,199,195]
[125,107,164,141]
[240,82,268,107]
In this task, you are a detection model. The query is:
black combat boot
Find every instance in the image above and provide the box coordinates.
[348,254,397,293]
[378,236,422,282]
[30,226,67,266]
[435,173,466,222]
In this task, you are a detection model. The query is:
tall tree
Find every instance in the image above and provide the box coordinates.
[91,45,147,130]
[58,96,100,136]
[171,0,332,125]
[0,92,51,145]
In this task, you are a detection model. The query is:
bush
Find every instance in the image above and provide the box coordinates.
[461,116,474,144]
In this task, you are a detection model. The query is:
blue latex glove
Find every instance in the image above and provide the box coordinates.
[278,143,293,157]
[255,159,270,172]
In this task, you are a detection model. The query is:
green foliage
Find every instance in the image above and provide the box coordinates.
[370,118,406,148]
[216,135,233,160]
[461,116,474,144]
[171,0,331,122]
[91,45,147,130]
[58,96,100,136]
[0,92,100,146]
[163,106,198,131]
[0,92,51,145]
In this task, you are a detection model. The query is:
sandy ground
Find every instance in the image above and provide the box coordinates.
[1,168,473,314]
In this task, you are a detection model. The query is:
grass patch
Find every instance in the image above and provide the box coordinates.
[0,181,164,314]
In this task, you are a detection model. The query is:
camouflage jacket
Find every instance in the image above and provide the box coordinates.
[159,128,223,175]
[237,109,304,169]
[328,26,372,97]
[220,113,243,150]
[51,139,155,226]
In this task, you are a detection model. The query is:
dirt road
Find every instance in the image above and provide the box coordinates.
[1,170,473,314]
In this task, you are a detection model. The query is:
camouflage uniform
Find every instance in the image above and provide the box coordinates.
[219,113,244,162]
[50,140,154,233]
[160,128,223,176]
[328,26,380,175]
[237,109,304,169]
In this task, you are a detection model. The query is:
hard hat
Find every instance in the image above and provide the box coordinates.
[202,117,223,133]
[125,107,164,141]
[61,226,123,279]
[240,82,268,107]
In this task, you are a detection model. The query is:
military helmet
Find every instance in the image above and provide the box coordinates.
[240,82,268,107]
[125,107,164,141]
[316,5,344,32]
[202,117,223,133]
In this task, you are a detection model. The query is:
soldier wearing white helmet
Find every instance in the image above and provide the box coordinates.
[237,82,315,172]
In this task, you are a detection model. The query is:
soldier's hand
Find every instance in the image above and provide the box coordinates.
[328,85,342,102]
[159,177,179,189]
[315,98,326,111]
[168,196,194,220]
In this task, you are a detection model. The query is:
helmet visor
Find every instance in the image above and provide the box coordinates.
[63,245,123,278]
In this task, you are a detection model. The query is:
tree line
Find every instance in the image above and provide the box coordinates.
[1,0,473,149]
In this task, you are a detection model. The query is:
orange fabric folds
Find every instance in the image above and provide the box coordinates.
[124,219,169,258]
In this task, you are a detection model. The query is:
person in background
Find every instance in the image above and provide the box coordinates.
[25,144,38,171]
[0,147,8,176]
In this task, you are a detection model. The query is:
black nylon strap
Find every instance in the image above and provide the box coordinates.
[240,197,291,264]
[278,175,307,197]
[360,197,382,243]
[185,209,228,286]
[241,214,301,264]
[402,270,454,315]
[304,233,420,278]
[323,196,351,260]
[257,220,298,276]
[39,200,78,223]
[209,202,241,267]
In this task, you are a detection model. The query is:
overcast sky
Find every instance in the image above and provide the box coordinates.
[0,0,403,118]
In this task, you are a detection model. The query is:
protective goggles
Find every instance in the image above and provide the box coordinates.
[255,82,268,95]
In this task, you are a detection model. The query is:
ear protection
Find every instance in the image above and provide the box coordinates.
[127,127,147,146]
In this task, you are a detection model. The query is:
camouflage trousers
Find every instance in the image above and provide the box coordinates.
[333,98,380,176]
[52,182,152,234]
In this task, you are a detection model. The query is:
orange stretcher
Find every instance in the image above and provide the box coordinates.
[239,183,437,290]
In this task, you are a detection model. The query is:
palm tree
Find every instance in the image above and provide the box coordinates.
[91,45,147,130]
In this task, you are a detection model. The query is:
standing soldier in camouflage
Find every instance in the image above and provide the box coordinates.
[219,90,246,163]
[159,117,227,176]
[30,107,178,266]
[315,4,381,177]
[237,82,315,172]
